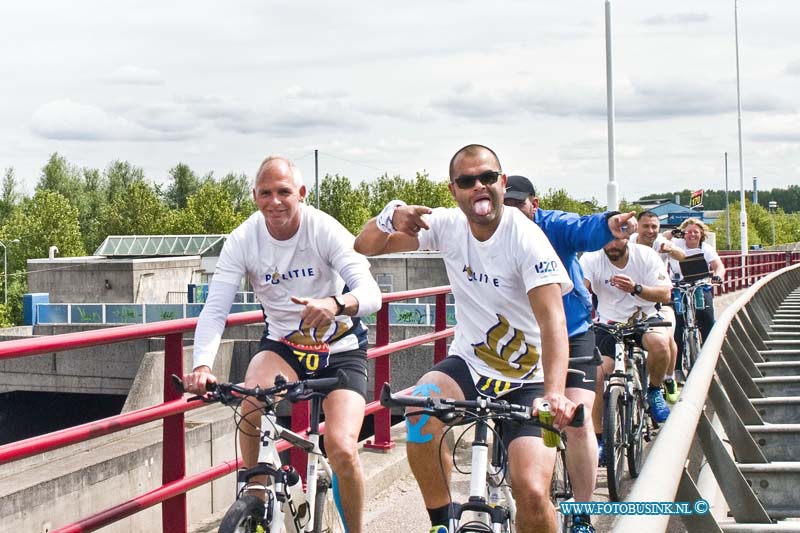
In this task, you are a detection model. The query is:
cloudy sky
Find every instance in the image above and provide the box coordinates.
[1,1,797,203]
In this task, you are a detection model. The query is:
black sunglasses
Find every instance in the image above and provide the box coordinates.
[452,170,501,190]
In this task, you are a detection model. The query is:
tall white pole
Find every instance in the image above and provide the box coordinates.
[735,0,748,255]
[605,0,618,211]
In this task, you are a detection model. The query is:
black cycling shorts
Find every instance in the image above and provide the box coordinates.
[258,336,368,400]
[566,329,598,391]
[430,356,544,442]
[594,316,668,359]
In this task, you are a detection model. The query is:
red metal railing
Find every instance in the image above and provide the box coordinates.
[0,287,453,533]
[717,251,800,294]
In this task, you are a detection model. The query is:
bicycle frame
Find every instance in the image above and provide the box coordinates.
[675,280,711,375]
[239,395,332,533]
[441,399,515,533]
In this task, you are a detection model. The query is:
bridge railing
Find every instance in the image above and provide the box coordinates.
[718,251,800,293]
[0,286,453,533]
[613,262,800,532]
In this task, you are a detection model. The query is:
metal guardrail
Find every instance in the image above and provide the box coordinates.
[0,286,454,533]
[613,262,800,531]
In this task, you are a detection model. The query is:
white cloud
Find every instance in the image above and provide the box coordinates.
[106,65,164,86]
[30,99,198,141]
[641,13,710,26]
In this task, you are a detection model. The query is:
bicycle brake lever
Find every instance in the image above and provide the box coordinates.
[568,404,585,428]
[171,374,186,394]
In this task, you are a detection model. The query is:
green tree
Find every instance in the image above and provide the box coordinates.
[37,153,85,209]
[406,172,456,209]
[0,167,21,224]
[100,181,171,236]
[710,201,763,250]
[311,174,370,235]
[539,188,597,215]
[219,172,254,214]
[0,190,85,323]
[170,182,244,234]
[79,167,109,253]
[106,160,146,202]
[163,163,200,209]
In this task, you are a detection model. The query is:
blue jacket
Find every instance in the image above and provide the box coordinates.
[533,208,613,338]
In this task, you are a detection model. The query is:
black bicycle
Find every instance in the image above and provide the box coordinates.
[591,319,670,501]
[173,372,346,533]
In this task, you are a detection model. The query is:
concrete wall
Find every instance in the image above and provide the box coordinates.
[0,325,446,532]
[27,256,204,304]
[367,252,448,293]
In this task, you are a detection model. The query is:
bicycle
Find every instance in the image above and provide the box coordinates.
[173,372,346,533]
[671,277,717,379]
[591,319,670,502]
[379,382,585,532]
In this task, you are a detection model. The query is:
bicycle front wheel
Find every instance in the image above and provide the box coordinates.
[218,495,268,533]
[627,387,646,478]
[313,476,345,533]
[683,329,701,377]
[551,447,572,533]
[604,386,626,502]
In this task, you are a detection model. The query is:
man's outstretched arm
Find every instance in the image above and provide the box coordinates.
[354,203,432,256]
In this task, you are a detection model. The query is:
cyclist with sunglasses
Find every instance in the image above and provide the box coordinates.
[355,144,578,533]
[503,174,637,533]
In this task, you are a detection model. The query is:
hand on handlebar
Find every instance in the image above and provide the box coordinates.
[533,393,577,430]
[711,275,723,284]
[182,366,218,396]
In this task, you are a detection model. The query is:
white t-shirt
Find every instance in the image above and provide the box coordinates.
[416,206,572,384]
[668,239,720,280]
[580,244,671,323]
[192,205,381,370]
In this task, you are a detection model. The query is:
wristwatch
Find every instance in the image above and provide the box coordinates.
[332,295,346,315]
[631,284,643,296]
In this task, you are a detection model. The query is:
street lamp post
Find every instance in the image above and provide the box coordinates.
[0,238,19,306]
[769,201,778,246]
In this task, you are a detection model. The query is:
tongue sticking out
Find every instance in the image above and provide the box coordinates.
[473,199,491,216]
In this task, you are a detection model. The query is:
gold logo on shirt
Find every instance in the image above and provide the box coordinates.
[285,320,349,345]
[472,314,540,379]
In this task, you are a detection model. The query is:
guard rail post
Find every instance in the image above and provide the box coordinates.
[162,332,186,532]
[434,293,447,364]
[366,302,394,450]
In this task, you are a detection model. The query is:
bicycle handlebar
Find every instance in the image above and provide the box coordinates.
[171,370,349,405]
[378,383,585,431]
[591,320,672,339]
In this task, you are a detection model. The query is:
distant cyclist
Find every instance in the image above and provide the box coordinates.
[630,211,686,403]
[503,174,638,533]
[356,144,577,533]
[664,217,726,376]
[580,238,673,428]
[182,155,382,533]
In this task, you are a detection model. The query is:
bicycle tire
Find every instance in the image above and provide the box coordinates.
[604,386,626,502]
[218,495,268,533]
[627,387,646,478]
[313,476,345,533]
[681,329,700,378]
[551,447,572,533]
